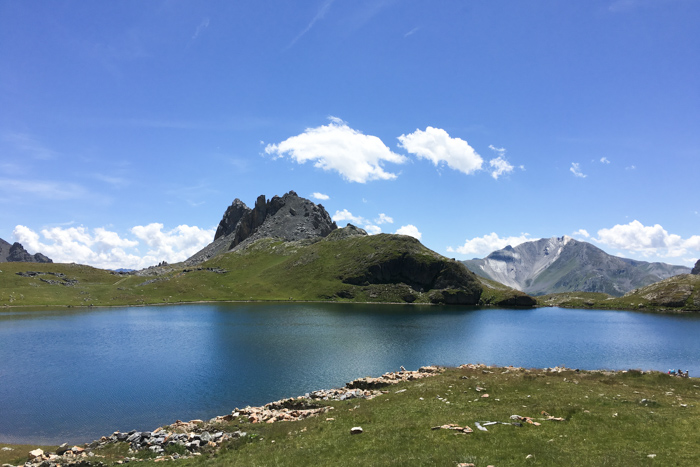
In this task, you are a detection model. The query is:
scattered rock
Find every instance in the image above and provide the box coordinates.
[350,426,363,435]
[431,424,473,434]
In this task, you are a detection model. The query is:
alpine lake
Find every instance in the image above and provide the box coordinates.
[2,302,699,445]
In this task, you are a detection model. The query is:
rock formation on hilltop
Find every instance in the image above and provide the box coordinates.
[187,191,337,264]
[463,236,689,297]
[0,238,53,263]
[692,260,700,275]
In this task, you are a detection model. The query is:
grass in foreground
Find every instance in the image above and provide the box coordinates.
[25,366,689,466]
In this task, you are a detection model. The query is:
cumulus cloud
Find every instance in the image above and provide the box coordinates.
[397,127,483,175]
[395,224,422,240]
[332,209,383,235]
[375,213,393,224]
[13,224,215,270]
[130,224,215,264]
[265,118,406,183]
[332,209,365,225]
[593,220,700,259]
[570,162,586,178]
[600,157,611,164]
[489,156,515,180]
[447,232,532,257]
[311,192,329,200]
[573,229,590,238]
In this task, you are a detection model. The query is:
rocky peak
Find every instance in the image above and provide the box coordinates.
[186,191,338,264]
[692,260,700,275]
[0,238,53,263]
[214,198,249,240]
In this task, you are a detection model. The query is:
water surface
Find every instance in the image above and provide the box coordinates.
[1,303,699,444]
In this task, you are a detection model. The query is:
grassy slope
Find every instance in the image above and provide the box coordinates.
[9,366,699,466]
[538,274,700,313]
[1,234,526,308]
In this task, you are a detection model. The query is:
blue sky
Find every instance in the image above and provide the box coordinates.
[1,0,699,269]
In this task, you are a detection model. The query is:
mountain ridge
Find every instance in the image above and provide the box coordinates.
[463,236,689,296]
[0,238,52,263]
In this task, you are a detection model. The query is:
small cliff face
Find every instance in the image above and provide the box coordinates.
[0,238,53,263]
[187,191,337,264]
[692,260,700,275]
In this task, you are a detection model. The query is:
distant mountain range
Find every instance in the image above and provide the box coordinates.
[0,238,52,263]
[462,236,690,297]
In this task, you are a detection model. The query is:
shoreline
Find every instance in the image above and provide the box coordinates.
[2,363,692,447]
[2,363,697,467]
[1,298,693,314]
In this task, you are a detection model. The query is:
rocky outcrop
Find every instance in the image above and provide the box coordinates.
[187,191,337,264]
[0,238,52,263]
[463,236,689,297]
[692,260,700,275]
[339,235,482,305]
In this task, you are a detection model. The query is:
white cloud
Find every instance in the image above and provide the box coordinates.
[395,224,422,240]
[364,225,381,235]
[570,162,587,178]
[489,156,514,180]
[12,223,215,270]
[397,127,483,175]
[130,224,216,264]
[375,213,393,224]
[332,209,366,225]
[488,145,506,156]
[573,229,590,238]
[332,209,390,234]
[626,165,636,170]
[594,220,700,260]
[600,157,611,164]
[447,232,532,257]
[311,192,329,200]
[265,118,406,183]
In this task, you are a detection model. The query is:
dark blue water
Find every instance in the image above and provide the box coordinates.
[1,303,699,444]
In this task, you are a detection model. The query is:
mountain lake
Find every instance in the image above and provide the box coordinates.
[1,302,699,445]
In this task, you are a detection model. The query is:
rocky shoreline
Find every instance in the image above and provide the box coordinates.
[6,366,444,467]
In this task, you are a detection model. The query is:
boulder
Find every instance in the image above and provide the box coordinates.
[692,260,700,275]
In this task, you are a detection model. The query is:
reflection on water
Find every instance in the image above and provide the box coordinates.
[1,303,699,444]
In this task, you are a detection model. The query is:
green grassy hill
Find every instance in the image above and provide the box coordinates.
[538,274,700,312]
[0,231,535,309]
